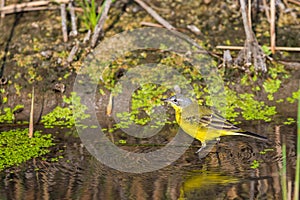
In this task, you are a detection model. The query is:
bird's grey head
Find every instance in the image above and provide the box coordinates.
[162,94,193,108]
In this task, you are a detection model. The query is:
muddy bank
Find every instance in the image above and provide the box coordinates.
[0,1,299,125]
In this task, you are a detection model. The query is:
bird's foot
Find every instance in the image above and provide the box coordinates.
[196,139,219,159]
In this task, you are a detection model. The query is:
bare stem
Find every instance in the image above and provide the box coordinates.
[134,0,175,30]
[68,1,77,36]
[91,0,112,48]
[29,86,34,138]
[60,3,68,42]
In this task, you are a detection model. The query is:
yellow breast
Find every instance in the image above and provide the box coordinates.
[174,105,223,142]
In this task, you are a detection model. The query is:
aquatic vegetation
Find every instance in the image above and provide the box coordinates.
[0,105,24,124]
[99,50,292,134]
[41,93,89,128]
[0,129,54,171]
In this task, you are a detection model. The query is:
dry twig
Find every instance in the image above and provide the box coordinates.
[91,0,112,48]
[270,0,276,54]
[60,3,68,42]
[1,0,5,18]
[134,0,175,30]
[288,0,300,6]
[29,86,34,138]
[67,41,79,63]
[0,0,69,15]
[68,1,77,36]
[262,0,270,22]
[217,45,300,51]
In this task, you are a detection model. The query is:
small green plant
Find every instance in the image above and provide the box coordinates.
[79,0,100,31]
[224,89,277,123]
[0,129,54,171]
[41,93,89,128]
[79,0,115,31]
[261,45,272,56]
[0,104,24,123]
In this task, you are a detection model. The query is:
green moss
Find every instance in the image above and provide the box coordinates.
[286,89,300,104]
[0,129,54,171]
[0,105,24,124]
[222,88,277,123]
[41,93,90,128]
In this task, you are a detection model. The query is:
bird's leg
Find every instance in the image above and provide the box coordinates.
[196,139,219,159]
[196,142,206,154]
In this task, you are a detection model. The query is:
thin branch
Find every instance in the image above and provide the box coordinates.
[140,21,163,28]
[1,5,59,15]
[60,3,68,42]
[134,0,175,30]
[0,0,69,12]
[91,0,112,48]
[217,45,300,51]
[68,1,77,36]
[248,0,252,28]
[29,86,34,138]
[288,0,300,6]
[67,41,79,63]
[270,0,276,54]
[1,0,5,18]
[262,0,270,22]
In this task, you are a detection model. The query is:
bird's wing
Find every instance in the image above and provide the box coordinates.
[182,105,241,132]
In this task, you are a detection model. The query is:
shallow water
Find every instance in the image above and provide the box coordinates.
[0,122,297,200]
[0,1,299,199]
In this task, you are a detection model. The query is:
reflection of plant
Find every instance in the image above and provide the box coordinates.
[250,160,260,169]
[279,83,300,200]
[41,92,89,128]
[0,129,53,171]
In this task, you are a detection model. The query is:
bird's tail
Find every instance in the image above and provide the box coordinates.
[235,131,268,141]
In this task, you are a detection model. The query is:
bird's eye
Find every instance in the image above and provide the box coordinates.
[173,99,177,102]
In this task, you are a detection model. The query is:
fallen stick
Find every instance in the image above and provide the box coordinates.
[270,0,276,54]
[140,21,164,28]
[288,0,300,6]
[0,0,69,12]
[29,86,34,138]
[262,0,270,22]
[1,5,59,15]
[134,0,175,30]
[91,0,112,48]
[67,41,79,63]
[0,0,5,18]
[60,3,68,42]
[68,1,77,36]
[216,45,300,51]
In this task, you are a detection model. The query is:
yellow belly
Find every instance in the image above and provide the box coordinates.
[178,120,223,142]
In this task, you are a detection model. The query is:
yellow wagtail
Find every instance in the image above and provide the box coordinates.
[162,94,268,153]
